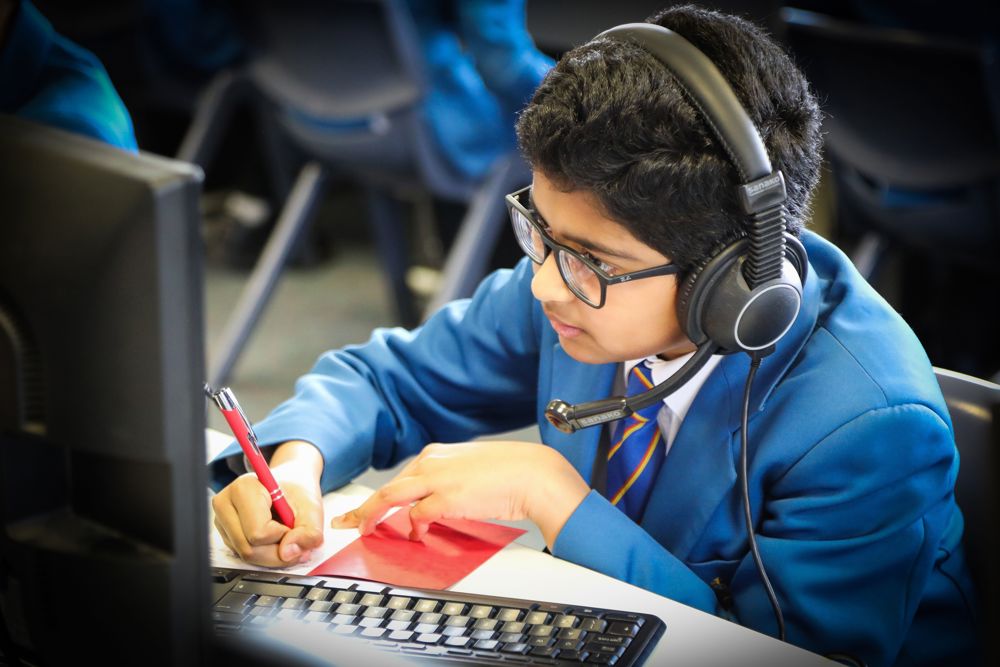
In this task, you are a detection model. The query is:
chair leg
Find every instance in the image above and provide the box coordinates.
[176,69,252,169]
[207,162,327,387]
[422,152,529,320]
[365,186,419,328]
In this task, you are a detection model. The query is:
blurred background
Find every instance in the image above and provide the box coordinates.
[20,0,1000,442]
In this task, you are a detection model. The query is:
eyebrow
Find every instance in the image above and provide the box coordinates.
[528,190,641,263]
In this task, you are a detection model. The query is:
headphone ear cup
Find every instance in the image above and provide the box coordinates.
[677,239,745,347]
[677,234,807,354]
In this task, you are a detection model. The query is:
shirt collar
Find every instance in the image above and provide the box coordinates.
[623,352,724,423]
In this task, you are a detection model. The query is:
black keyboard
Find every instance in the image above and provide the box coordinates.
[211,567,665,666]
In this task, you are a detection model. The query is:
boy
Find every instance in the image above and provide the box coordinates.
[211,5,977,665]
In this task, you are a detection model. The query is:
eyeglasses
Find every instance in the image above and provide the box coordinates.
[505,186,679,308]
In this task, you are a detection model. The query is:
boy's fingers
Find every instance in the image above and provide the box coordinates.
[231,476,288,546]
[331,477,430,534]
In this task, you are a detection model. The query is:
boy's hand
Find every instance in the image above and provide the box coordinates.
[212,441,325,567]
[330,441,590,550]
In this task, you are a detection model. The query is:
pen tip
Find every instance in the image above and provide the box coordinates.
[203,383,214,397]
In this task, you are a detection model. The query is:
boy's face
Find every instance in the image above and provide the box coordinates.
[529,172,696,364]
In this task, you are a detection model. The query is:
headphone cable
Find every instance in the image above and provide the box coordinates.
[740,353,785,641]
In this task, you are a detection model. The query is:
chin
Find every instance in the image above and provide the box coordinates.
[558,336,630,366]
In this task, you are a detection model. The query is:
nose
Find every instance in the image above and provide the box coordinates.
[531,252,575,305]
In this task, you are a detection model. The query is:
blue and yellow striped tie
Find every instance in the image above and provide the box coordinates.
[605,364,665,521]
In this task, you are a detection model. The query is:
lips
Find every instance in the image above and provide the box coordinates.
[545,310,583,338]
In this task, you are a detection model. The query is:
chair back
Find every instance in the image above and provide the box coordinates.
[243,0,474,200]
[781,8,1000,268]
[934,367,1000,658]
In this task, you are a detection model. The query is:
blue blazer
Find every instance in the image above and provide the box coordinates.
[212,231,977,666]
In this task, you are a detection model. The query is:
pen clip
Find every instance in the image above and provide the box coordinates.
[204,383,262,455]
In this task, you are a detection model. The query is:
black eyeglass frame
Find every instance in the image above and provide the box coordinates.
[505,186,680,308]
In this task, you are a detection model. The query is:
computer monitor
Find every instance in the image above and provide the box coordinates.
[0,115,209,665]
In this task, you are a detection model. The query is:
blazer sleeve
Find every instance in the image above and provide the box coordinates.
[210,258,543,493]
[554,402,958,666]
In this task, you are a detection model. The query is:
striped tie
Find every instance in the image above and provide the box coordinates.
[605,364,665,521]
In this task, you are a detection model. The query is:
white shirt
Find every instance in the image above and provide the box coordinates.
[620,352,724,458]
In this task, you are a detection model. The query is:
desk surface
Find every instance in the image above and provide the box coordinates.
[207,431,830,665]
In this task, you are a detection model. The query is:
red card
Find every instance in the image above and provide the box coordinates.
[308,511,525,589]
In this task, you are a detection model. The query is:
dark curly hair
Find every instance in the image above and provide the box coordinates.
[515,4,822,276]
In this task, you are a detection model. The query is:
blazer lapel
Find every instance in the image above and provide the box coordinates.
[538,342,617,486]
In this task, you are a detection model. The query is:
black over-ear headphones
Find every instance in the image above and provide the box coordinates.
[545,22,809,434]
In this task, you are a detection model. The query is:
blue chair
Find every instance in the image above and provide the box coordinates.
[178,0,529,387]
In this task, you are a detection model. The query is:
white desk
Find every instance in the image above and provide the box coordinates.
[207,430,831,665]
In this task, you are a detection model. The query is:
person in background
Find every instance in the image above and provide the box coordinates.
[409,0,553,180]
[0,0,137,151]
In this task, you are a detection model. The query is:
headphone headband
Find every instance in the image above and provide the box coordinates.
[596,23,772,184]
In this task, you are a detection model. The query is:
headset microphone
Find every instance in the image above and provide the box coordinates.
[545,342,718,434]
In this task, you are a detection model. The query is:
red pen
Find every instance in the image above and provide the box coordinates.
[205,383,296,527]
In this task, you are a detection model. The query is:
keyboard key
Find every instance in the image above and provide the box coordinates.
[361,627,387,639]
[442,626,469,637]
[469,605,494,619]
[441,602,466,616]
[391,609,416,622]
[554,614,579,628]
[444,636,473,649]
[530,646,558,658]
[354,582,388,594]
[360,593,384,607]
[359,617,386,628]
[416,633,443,645]
[418,612,444,625]
[606,622,639,638]
[330,614,356,625]
[555,639,585,651]
[308,600,334,613]
[305,588,332,602]
[528,625,555,637]
[502,621,526,633]
[413,599,439,613]
[605,613,644,626]
[524,611,550,625]
[558,649,587,661]
[585,654,615,664]
[276,609,303,620]
[212,568,238,583]
[527,636,552,647]
[253,595,279,608]
[214,592,254,613]
[387,596,412,610]
[558,628,584,640]
[578,618,607,633]
[588,634,630,649]
[499,632,526,644]
[330,624,357,636]
[211,611,244,626]
[388,630,415,642]
[332,591,357,604]
[471,629,497,640]
[473,639,500,651]
[414,623,441,634]
[233,581,306,598]
[444,615,471,628]
[363,606,390,619]
[387,620,413,631]
[281,598,308,610]
[473,618,499,631]
[242,572,286,583]
[497,608,523,622]
[501,642,531,655]
[336,603,362,615]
